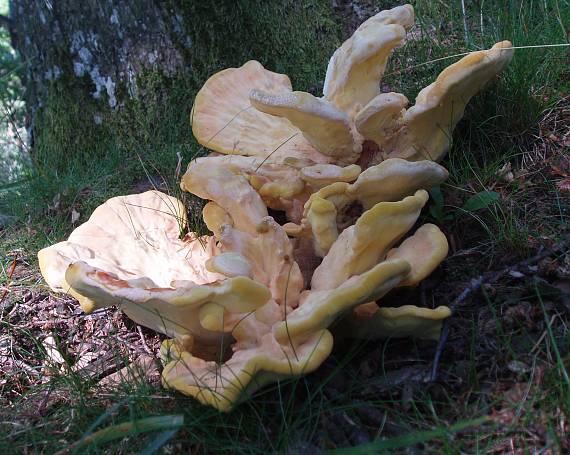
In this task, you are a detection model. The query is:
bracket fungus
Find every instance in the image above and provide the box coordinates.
[38,4,513,411]
[191,4,513,168]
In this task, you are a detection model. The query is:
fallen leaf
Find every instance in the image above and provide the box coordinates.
[72,351,98,371]
[43,335,66,366]
[49,193,61,211]
[497,162,514,182]
[462,191,500,212]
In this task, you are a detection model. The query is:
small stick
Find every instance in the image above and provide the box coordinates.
[460,0,470,44]
[174,151,183,181]
[137,326,153,355]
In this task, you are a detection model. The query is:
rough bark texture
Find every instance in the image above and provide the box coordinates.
[9,0,190,145]
[7,0,343,155]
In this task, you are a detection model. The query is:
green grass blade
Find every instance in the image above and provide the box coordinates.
[325,416,489,454]
[535,283,570,388]
[55,415,184,455]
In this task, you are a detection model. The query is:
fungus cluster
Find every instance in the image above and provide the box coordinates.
[38,5,513,411]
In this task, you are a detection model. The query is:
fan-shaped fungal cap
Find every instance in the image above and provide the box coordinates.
[287,159,448,256]
[205,252,253,278]
[37,3,512,412]
[386,223,449,286]
[39,190,194,293]
[323,4,414,117]
[37,191,272,342]
[345,223,450,340]
[183,155,363,225]
[162,329,333,412]
[273,192,448,343]
[250,90,360,163]
[354,92,408,147]
[311,189,429,290]
[274,259,411,343]
[191,6,512,167]
[340,305,451,340]
[65,260,270,338]
[181,156,268,232]
[202,202,233,238]
[191,60,330,164]
[351,159,449,208]
[218,218,304,307]
[300,163,361,188]
[366,41,515,162]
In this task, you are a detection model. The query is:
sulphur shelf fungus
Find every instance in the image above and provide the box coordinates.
[39,184,449,411]
[191,4,513,167]
[38,4,514,411]
[189,3,512,225]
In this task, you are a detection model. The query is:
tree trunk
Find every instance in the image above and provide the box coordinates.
[6,0,342,160]
[9,0,194,151]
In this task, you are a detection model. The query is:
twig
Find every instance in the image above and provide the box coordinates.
[430,274,483,381]
[479,0,485,35]
[137,326,153,355]
[74,352,125,381]
[37,386,56,416]
[430,235,570,381]
[9,359,41,376]
[529,314,557,354]
[174,151,183,182]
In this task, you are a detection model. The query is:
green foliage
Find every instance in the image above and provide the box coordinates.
[427,186,452,224]
[328,417,489,454]
[462,191,500,212]
[401,0,569,255]
[67,415,184,454]
[391,0,569,168]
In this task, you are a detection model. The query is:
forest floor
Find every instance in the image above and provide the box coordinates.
[1,1,570,454]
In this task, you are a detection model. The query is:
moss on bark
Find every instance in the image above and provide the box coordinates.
[27,0,340,174]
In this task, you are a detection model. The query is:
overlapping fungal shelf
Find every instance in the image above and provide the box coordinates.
[39,4,513,411]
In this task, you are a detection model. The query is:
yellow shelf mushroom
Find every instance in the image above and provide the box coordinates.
[191,4,513,168]
[285,159,449,256]
[38,3,515,411]
[39,185,450,411]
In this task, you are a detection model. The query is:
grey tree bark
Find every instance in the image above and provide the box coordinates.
[4,1,359,157]
[8,0,191,146]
